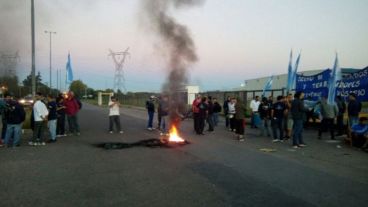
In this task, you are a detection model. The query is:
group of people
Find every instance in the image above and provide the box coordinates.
[0,91,81,148]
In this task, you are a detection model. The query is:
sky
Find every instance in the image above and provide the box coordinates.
[1,0,368,92]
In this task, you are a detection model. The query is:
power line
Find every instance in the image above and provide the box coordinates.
[108,47,130,93]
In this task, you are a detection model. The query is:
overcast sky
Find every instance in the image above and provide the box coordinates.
[1,0,368,92]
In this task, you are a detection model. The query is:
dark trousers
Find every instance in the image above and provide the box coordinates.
[230,116,236,131]
[1,120,7,140]
[57,114,66,135]
[272,118,284,140]
[207,114,214,131]
[147,111,154,128]
[225,113,229,128]
[292,119,305,146]
[336,114,344,135]
[157,114,161,129]
[193,113,200,133]
[236,119,244,135]
[318,118,335,139]
[32,121,45,142]
[67,114,80,133]
[109,115,121,132]
[198,117,205,134]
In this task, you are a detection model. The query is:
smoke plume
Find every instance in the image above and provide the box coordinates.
[142,0,204,125]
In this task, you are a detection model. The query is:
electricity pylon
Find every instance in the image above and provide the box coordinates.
[108,47,130,93]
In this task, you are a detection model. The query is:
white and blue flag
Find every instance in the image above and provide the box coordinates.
[327,53,341,104]
[262,75,274,97]
[286,50,293,93]
[66,52,74,84]
[291,52,301,89]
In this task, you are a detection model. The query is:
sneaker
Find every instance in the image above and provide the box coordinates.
[147,128,152,131]
[272,139,279,143]
[56,135,62,138]
[62,134,67,137]
[239,138,245,142]
[109,131,113,134]
[119,131,124,134]
[293,145,299,149]
[299,144,307,147]
[41,142,46,146]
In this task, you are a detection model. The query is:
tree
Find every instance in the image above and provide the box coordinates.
[69,80,87,98]
[0,75,19,97]
[22,71,49,94]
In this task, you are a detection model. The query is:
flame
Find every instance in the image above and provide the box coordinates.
[168,126,185,143]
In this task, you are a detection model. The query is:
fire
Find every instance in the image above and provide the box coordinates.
[168,126,185,143]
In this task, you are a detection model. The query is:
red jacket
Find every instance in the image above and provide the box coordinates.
[64,98,80,116]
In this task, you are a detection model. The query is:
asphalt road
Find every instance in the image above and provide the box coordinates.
[1,103,367,207]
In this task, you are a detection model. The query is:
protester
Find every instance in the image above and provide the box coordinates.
[235,97,246,141]
[223,96,231,128]
[318,96,338,140]
[258,97,271,137]
[212,98,222,126]
[56,94,67,137]
[347,93,361,127]
[156,96,162,130]
[1,93,12,143]
[206,96,214,132]
[0,98,5,147]
[146,95,155,131]
[291,91,308,148]
[335,96,346,136]
[159,95,169,135]
[47,94,58,142]
[108,96,123,134]
[192,94,201,134]
[31,92,49,146]
[227,98,236,132]
[283,94,293,140]
[3,95,26,147]
[197,96,208,135]
[64,92,81,136]
[250,96,260,128]
[350,117,368,149]
[271,96,286,142]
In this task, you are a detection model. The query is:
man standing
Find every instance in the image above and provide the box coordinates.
[64,92,81,136]
[250,96,260,128]
[197,97,208,135]
[160,95,169,135]
[212,98,222,126]
[347,93,361,127]
[335,96,346,136]
[206,96,214,132]
[56,94,66,137]
[258,97,271,137]
[223,96,230,128]
[32,92,49,146]
[271,96,286,142]
[108,96,123,134]
[146,95,155,131]
[291,91,308,148]
[47,94,58,142]
[318,96,338,140]
[284,94,293,140]
[192,95,201,134]
[4,95,26,147]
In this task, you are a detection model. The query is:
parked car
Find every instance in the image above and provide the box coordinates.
[19,95,34,106]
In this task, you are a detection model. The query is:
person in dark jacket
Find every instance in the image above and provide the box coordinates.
[47,94,58,142]
[258,97,271,137]
[235,98,246,141]
[335,96,346,136]
[291,91,308,148]
[4,97,26,147]
[271,96,286,142]
[223,96,231,128]
[197,97,208,135]
[347,93,361,127]
[56,94,66,137]
[146,96,155,131]
[206,96,214,132]
[212,98,222,126]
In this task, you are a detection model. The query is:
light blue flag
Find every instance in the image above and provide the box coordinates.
[291,52,301,89]
[286,50,293,93]
[66,52,74,84]
[262,75,274,97]
[327,53,341,104]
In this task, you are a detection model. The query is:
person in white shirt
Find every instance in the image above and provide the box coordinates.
[250,96,260,128]
[31,92,49,146]
[108,96,123,134]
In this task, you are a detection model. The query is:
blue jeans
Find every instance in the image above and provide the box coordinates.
[48,119,57,140]
[160,115,169,133]
[349,116,359,127]
[213,113,219,126]
[5,124,22,147]
[147,111,154,128]
[292,119,305,146]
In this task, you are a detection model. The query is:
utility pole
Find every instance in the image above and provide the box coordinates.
[31,0,36,97]
[108,47,130,93]
[45,30,56,89]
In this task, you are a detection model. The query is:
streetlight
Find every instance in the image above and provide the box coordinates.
[45,30,56,90]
